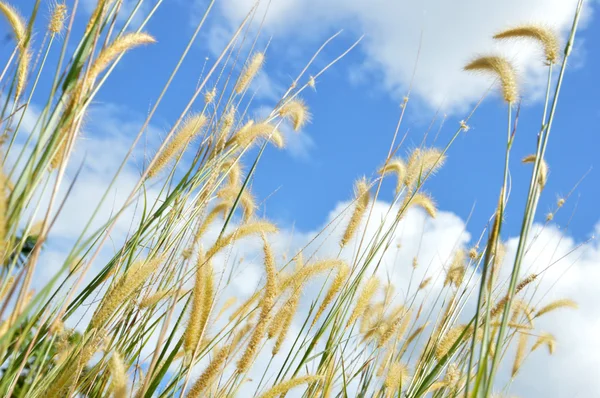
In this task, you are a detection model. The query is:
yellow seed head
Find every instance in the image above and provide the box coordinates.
[512,332,528,377]
[384,362,409,391]
[522,154,549,189]
[491,274,537,318]
[404,148,446,189]
[418,277,432,290]
[110,352,128,398]
[90,256,163,329]
[236,235,278,373]
[217,185,256,222]
[235,52,265,94]
[468,246,478,259]
[88,32,155,84]
[435,324,470,360]
[494,25,560,64]
[464,56,518,103]
[258,375,323,398]
[272,290,300,355]
[379,158,407,194]
[279,99,311,131]
[227,121,285,150]
[557,198,565,207]
[0,2,26,47]
[187,345,230,397]
[184,252,214,353]
[148,113,207,178]
[347,276,379,328]
[340,177,370,248]
[139,289,178,308]
[408,192,437,218]
[534,298,578,318]
[444,249,466,288]
[312,263,349,326]
[204,87,216,104]
[531,332,556,354]
[49,3,67,34]
[15,48,30,100]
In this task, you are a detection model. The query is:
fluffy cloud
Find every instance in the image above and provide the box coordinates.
[210,0,592,111]
[195,197,600,397]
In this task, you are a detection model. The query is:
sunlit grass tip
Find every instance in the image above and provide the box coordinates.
[464,55,518,103]
[494,24,560,64]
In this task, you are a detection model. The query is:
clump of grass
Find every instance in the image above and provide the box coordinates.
[0,1,587,397]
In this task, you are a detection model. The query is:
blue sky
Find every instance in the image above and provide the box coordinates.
[11,0,599,240]
[4,0,600,396]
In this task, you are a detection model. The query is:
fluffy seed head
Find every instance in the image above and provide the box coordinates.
[347,276,379,328]
[236,235,278,373]
[184,252,214,353]
[408,192,437,218]
[110,352,128,398]
[444,249,466,287]
[204,87,216,104]
[404,148,446,189]
[90,256,163,329]
[435,324,470,360]
[522,154,549,189]
[385,362,409,390]
[281,259,346,292]
[15,48,30,100]
[235,52,264,94]
[258,375,323,398]
[88,32,156,83]
[464,56,518,103]
[531,332,556,354]
[206,220,277,261]
[227,121,285,149]
[0,2,26,47]
[340,177,370,248]
[272,290,300,355]
[279,99,311,131]
[534,298,578,318]
[418,277,432,290]
[512,332,529,377]
[187,345,230,397]
[49,3,67,34]
[379,158,407,194]
[312,263,349,326]
[494,25,560,64]
[148,113,207,178]
[557,198,565,207]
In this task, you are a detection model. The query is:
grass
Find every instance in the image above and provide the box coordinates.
[0,0,587,397]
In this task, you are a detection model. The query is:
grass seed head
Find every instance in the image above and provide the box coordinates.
[464,56,518,103]
[494,24,560,64]
[235,52,264,94]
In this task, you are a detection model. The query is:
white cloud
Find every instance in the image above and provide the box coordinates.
[192,198,600,397]
[209,0,593,112]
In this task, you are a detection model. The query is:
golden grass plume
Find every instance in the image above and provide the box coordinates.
[494,25,560,64]
[88,32,156,83]
[522,154,549,189]
[148,113,207,178]
[534,298,578,318]
[235,52,264,94]
[464,56,518,103]
[258,375,323,398]
[340,177,370,248]
[110,352,128,398]
[90,256,163,329]
[279,99,311,131]
[48,3,67,35]
[347,276,379,328]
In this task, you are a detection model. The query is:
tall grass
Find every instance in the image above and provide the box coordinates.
[0,0,586,397]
